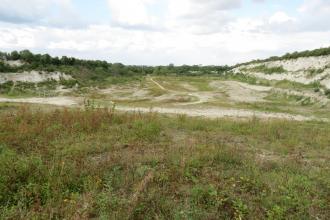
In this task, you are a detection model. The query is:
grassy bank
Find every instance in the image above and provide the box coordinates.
[0,105,329,219]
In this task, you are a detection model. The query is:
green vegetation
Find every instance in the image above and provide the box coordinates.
[0,106,329,219]
[0,61,14,72]
[246,65,286,75]
[274,80,322,90]
[325,89,330,99]
[0,50,230,85]
[239,46,330,66]
[221,72,271,86]
[0,79,76,97]
[307,68,325,78]
[0,47,330,220]
[266,92,315,106]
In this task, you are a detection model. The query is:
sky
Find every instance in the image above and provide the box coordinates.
[0,0,329,65]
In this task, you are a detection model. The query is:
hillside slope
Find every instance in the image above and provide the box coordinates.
[233,55,330,90]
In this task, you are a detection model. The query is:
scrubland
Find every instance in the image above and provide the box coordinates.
[0,104,329,219]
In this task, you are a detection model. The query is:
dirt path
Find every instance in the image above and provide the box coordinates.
[0,96,325,121]
[149,77,214,105]
[0,97,79,106]
[116,106,317,121]
[178,92,212,106]
[149,77,166,90]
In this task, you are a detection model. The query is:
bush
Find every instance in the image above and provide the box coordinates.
[249,65,286,74]
[60,79,78,88]
[0,81,14,93]
[325,89,330,99]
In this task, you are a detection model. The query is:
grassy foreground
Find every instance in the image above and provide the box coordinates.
[0,105,329,219]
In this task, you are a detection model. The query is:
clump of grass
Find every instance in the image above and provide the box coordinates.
[325,89,330,99]
[104,76,142,85]
[0,107,329,219]
[0,81,14,93]
[248,64,286,75]
[274,80,322,91]
[306,68,325,78]
[221,72,271,86]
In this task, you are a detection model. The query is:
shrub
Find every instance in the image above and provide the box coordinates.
[249,65,286,74]
[325,89,330,99]
[0,81,14,93]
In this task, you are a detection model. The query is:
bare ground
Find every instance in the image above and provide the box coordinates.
[0,76,328,121]
[116,106,318,121]
[0,97,80,106]
[0,96,320,121]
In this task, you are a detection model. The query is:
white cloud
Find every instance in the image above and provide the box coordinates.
[166,0,241,34]
[298,0,330,14]
[0,0,330,65]
[0,0,81,27]
[227,18,265,33]
[1,22,329,65]
[107,0,158,29]
[269,11,296,24]
[0,25,37,48]
[294,0,330,32]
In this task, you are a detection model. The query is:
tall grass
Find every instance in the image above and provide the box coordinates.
[0,107,329,219]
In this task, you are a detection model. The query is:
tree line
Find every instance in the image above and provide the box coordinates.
[0,50,230,78]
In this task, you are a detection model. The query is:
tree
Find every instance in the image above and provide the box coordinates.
[19,50,34,62]
[10,51,20,60]
[0,51,7,60]
[52,57,61,65]
[61,56,70,65]
[40,54,51,65]
[111,63,125,75]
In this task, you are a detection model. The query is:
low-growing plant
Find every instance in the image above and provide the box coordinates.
[248,64,286,74]
[0,81,14,93]
[307,68,325,77]
[325,89,330,99]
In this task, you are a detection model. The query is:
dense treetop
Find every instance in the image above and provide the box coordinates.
[0,50,229,78]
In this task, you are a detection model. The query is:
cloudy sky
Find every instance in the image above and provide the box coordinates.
[0,0,329,65]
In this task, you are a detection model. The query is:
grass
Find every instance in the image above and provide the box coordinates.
[306,68,325,78]
[220,72,271,87]
[103,76,143,86]
[0,79,77,98]
[245,65,286,75]
[265,92,315,106]
[274,80,322,91]
[325,89,330,99]
[0,105,329,219]
[152,76,214,91]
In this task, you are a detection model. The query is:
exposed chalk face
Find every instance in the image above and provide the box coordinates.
[4,60,25,67]
[0,71,72,84]
[233,55,330,89]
